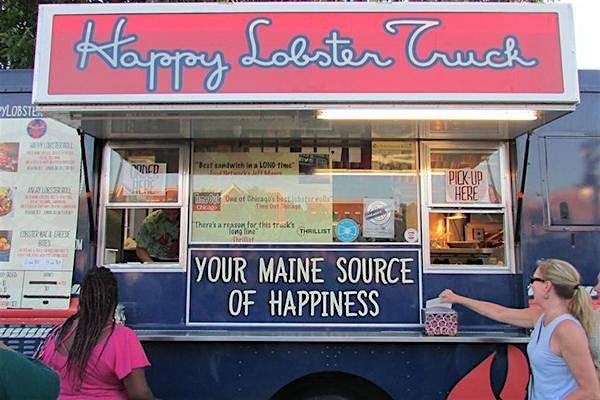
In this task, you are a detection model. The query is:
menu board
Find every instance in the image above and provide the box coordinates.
[0,118,80,309]
[191,153,332,243]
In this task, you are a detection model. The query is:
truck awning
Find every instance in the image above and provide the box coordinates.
[33,2,579,140]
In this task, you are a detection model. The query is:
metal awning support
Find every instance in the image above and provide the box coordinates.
[514,130,533,246]
[78,128,96,246]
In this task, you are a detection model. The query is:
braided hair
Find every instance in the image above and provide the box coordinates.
[54,266,118,386]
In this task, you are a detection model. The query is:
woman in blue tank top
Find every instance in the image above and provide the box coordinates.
[440,259,599,400]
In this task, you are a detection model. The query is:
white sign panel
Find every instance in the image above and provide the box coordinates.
[445,168,490,203]
[123,162,167,196]
[0,118,80,309]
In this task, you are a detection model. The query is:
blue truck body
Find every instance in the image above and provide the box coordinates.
[1,69,599,399]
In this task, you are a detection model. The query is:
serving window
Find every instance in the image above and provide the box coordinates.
[422,142,513,272]
[190,140,419,244]
[98,143,188,269]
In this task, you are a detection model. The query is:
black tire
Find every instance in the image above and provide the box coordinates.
[269,372,392,400]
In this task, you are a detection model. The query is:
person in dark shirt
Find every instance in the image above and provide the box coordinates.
[0,341,59,400]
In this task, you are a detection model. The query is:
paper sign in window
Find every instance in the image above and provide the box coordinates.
[445,168,490,203]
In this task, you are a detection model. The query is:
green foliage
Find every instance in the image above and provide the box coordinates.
[0,0,38,68]
[0,0,134,69]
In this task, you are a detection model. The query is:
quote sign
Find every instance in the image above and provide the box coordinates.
[191,153,332,243]
[187,248,421,326]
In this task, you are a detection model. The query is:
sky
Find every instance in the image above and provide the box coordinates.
[558,0,600,70]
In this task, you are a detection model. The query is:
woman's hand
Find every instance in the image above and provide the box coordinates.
[439,289,460,304]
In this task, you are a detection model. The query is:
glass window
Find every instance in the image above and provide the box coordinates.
[190,140,419,244]
[428,211,506,267]
[545,137,600,226]
[103,208,181,264]
[107,147,181,204]
[429,147,502,205]
[332,175,418,243]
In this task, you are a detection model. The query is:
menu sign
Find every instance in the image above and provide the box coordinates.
[0,118,80,309]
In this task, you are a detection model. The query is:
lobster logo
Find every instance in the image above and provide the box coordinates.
[26,119,47,139]
[448,345,529,400]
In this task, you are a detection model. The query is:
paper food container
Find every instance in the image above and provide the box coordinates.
[422,306,458,336]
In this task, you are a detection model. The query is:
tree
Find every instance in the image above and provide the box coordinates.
[0,0,38,68]
[0,0,133,69]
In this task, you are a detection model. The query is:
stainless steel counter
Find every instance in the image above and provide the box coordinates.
[136,329,530,343]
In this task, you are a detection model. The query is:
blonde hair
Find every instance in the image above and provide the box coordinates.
[536,258,595,339]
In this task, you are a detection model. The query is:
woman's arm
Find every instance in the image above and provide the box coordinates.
[556,321,600,400]
[123,368,155,400]
[439,289,542,328]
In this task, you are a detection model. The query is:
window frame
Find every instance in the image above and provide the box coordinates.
[541,134,600,231]
[421,141,515,273]
[97,141,189,272]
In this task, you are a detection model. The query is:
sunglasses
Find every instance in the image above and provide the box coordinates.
[529,276,546,285]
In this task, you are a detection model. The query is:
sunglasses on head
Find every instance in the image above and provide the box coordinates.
[529,276,546,285]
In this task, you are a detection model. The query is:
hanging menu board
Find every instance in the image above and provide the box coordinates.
[0,117,80,309]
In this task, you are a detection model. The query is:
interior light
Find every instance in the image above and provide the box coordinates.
[313,169,416,176]
[316,109,538,121]
[446,212,468,220]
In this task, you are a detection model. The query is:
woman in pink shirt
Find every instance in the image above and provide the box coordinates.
[37,267,155,400]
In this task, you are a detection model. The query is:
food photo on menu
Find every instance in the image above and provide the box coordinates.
[0,143,19,172]
[0,186,14,218]
[0,230,11,262]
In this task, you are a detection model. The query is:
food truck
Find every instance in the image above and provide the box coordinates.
[2,2,599,399]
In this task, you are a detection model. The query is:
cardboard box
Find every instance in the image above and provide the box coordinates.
[423,306,458,336]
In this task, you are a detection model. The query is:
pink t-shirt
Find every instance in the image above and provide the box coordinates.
[39,324,150,400]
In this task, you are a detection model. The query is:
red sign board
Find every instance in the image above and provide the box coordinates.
[33,4,577,104]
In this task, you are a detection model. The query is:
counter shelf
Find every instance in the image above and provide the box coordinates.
[135,329,530,344]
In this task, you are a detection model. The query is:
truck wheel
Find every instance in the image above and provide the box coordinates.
[269,372,392,400]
